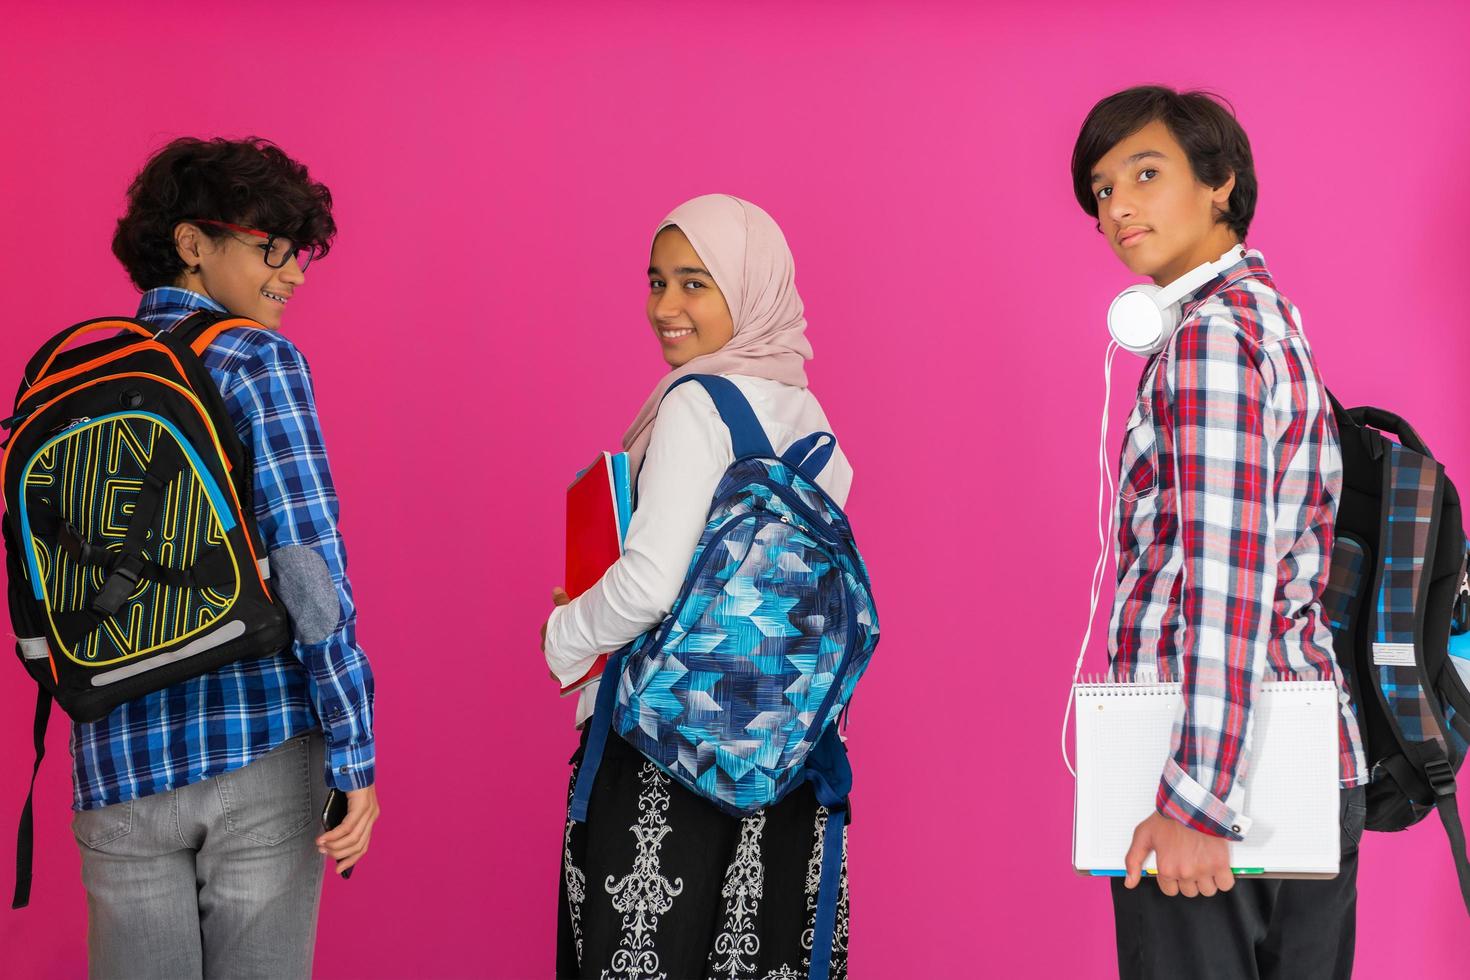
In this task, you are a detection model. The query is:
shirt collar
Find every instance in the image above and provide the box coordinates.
[136,286,227,325]
[1178,248,1272,314]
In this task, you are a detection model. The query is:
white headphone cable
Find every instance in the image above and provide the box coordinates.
[1063,339,1120,777]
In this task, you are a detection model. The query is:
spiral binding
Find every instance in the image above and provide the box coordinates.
[1072,671,1338,693]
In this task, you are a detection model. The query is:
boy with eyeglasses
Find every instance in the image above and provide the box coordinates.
[64,136,380,978]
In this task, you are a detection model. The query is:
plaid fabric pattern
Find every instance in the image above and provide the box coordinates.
[1321,534,1369,713]
[1372,444,1445,748]
[1322,536,1368,635]
[69,287,375,809]
[1109,252,1366,840]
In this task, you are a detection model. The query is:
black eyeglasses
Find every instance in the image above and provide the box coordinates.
[188,219,323,272]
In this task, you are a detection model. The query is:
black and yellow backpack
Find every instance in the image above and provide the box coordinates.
[2,311,289,908]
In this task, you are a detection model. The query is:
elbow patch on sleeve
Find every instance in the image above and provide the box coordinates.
[269,545,341,644]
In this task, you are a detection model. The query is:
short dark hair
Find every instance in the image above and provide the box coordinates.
[112,137,337,291]
[1070,86,1257,241]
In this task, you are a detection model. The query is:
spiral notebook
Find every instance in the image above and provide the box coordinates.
[1072,677,1342,878]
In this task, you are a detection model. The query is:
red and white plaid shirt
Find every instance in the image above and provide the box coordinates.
[1109,250,1367,840]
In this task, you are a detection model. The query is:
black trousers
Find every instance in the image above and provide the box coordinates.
[1112,787,1367,980]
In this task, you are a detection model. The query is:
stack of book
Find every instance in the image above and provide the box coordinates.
[559,451,633,695]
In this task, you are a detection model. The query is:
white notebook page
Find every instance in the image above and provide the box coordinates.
[1072,679,1340,876]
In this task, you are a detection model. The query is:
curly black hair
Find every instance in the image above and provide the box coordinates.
[1071,86,1257,241]
[112,137,337,291]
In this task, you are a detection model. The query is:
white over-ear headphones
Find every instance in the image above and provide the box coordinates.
[1106,244,1246,356]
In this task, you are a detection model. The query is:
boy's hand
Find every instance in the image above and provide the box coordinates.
[316,785,380,876]
[1124,811,1235,897]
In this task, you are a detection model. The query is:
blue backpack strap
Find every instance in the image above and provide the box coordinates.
[568,647,628,823]
[810,808,847,980]
[803,726,853,980]
[781,431,837,480]
[664,375,774,459]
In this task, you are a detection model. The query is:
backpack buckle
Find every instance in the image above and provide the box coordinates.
[1425,757,1458,800]
[91,555,146,617]
[59,523,108,568]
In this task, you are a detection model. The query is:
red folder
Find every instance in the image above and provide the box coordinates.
[558,453,626,695]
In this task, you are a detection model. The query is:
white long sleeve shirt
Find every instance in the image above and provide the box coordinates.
[545,375,854,726]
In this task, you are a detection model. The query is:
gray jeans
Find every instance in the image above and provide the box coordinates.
[72,731,329,980]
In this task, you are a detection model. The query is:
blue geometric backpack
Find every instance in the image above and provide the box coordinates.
[570,375,879,980]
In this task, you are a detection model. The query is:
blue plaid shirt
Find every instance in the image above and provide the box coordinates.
[69,287,376,810]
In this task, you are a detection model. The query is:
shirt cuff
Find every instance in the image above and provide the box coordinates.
[1157,757,1252,841]
[545,604,599,688]
[325,734,376,791]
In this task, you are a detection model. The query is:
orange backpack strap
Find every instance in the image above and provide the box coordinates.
[25,318,154,387]
[188,316,267,355]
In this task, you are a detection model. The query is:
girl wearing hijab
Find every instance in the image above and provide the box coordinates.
[543,195,854,979]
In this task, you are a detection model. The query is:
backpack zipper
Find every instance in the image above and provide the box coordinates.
[708,474,869,590]
[803,583,862,744]
[1,372,233,491]
[18,338,191,408]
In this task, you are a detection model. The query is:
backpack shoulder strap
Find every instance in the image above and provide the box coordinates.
[168,311,267,356]
[1369,442,1470,916]
[164,309,221,344]
[1359,438,1444,801]
[11,687,50,909]
[1406,741,1470,917]
[568,646,630,823]
[804,726,852,980]
[1370,441,1448,752]
[664,375,775,459]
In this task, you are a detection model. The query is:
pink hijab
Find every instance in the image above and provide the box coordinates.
[622,194,813,474]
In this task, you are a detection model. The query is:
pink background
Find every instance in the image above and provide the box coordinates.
[3,1,1467,976]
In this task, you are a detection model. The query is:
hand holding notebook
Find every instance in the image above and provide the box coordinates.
[1121,811,1235,894]
[1072,678,1341,880]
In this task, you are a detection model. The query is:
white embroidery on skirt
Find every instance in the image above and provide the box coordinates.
[799,805,827,963]
[792,805,849,979]
[603,762,685,980]
[709,811,767,978]
[564,764,588,968]
[831,825,850,975]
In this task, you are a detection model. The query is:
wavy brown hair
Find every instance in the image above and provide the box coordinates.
[113,137,336,290]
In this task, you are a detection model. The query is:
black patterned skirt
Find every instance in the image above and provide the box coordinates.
[557,729,850,980]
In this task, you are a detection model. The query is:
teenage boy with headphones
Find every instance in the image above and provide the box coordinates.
[1072,87,1367,979]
